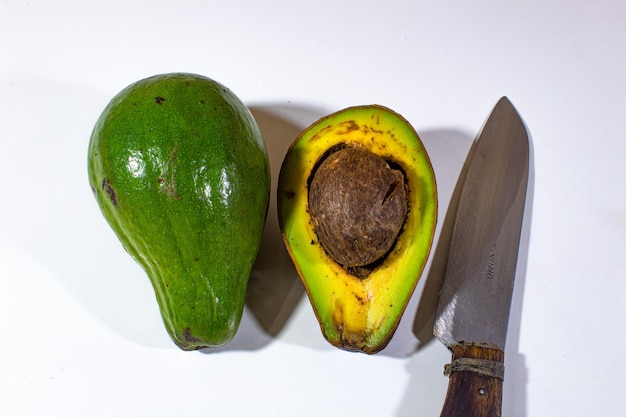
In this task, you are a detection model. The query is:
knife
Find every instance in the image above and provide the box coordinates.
[433,97,529,417]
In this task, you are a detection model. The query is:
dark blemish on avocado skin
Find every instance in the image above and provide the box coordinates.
[282,190,296,200]
[336,120,360,134]
[183,327,201,343]
[155,96,166,105]
[102,177,118,207]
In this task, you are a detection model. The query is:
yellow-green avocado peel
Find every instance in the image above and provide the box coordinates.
[278,105,437,354]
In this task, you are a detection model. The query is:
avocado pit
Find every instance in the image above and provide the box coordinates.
[308,147,408,277]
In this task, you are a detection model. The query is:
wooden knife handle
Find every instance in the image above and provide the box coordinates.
[439,343,504,417]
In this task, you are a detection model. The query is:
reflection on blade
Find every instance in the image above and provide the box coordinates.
[434,97,529,351]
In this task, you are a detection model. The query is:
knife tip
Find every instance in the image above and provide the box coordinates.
[498,96,512,106]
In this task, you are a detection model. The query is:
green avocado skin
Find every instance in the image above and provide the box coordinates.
[88,73,270,350]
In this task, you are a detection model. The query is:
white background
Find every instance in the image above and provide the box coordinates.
[1,1,625,416]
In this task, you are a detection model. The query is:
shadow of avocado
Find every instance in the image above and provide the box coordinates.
[410,128,479,350]
[203,103,329,353]
[245,104,325,337]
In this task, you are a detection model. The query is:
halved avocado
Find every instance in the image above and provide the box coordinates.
[277,105,437,354]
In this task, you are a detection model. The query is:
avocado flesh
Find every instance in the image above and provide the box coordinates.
[88,73,270,350]
[278,105,437,354]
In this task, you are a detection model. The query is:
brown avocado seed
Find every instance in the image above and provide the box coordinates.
[308,147,408,275]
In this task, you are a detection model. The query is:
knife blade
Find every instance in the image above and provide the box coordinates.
[433,97,529,417]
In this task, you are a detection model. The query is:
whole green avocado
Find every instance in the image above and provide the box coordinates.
[88,73,270,350]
